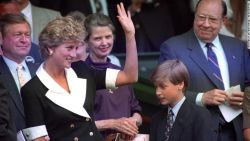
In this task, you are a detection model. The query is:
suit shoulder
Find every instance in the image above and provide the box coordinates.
[161,30,193,48]
[219,34,246,46]
[186,101,210,116]
[32,5,61,17]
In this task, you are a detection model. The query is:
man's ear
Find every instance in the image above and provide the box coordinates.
[222,16,228,24]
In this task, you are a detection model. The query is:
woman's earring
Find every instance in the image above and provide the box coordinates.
[49,50,53,55]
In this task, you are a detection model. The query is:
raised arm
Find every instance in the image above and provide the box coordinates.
[115,3,138,86]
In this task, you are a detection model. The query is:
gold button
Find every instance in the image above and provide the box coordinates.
[70,124,75,128]
[89,132,93,136]
[86,118,90,122]
[73,137,79,141]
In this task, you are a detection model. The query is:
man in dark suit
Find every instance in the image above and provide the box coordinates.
[159,0,249,141]
[0,14,39,137]
[150,60,212,141]
[0,81,16,141]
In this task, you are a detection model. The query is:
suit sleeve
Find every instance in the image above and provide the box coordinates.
[150,114,158,141]
[159,41,178,64]
[0,82,16,141]
[193,108,214,141]
[21,84,48,140]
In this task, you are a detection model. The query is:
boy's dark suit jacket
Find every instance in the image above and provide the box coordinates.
[0,56,39,134]
[159,29,248,141]
[150,100,213,141]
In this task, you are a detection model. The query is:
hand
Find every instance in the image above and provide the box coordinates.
[113,117,138,138]
[117,3,135,35]
[202,89,228,105]
[120,133,135,140]
[228,91,244,107]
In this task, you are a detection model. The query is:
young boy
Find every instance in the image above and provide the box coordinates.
[150,60,213,141]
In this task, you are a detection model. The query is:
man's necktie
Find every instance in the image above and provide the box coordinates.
[16,64,27,88]
[206,43,226,125]
[94,0,103,13]
[206,43,223,84]
[165,109,174,141]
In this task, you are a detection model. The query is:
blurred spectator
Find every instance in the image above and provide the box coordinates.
[129,0,175,52]
[31,0,194,53]
[67,11,89,62]
[16,0,61,44]
[0,0,20,15]
[30,0,130,53]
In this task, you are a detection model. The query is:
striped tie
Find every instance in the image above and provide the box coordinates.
[206,43,223,84]
[206,43,226,124]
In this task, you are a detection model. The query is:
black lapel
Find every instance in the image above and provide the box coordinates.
[169,100,190,141]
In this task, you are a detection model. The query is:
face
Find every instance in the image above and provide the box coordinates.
[49,41,79,69]
[87,26,114,62]
[15,0,28,9]
[0,2,20,15]
[155,80,184,107]
[2,23,31,63]
[194,0,225,43]
[74,41,88,62]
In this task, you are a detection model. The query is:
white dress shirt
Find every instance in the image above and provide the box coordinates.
[195,35,230,106]
[3,56,32,91]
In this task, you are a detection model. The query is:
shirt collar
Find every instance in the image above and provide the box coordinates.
[3,56,28,71]
[171,96,186,120]
[196,35,220,49]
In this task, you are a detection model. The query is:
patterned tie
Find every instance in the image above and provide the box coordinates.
[165,109,174,141]
[94,0,103,13]
[206,43,224,85]
[16,64,27,88]
[206,43,226,125]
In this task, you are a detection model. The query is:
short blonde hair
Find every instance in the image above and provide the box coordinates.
[39,16,87,59]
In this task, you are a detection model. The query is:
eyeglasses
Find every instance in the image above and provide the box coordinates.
[195,14,222,24]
